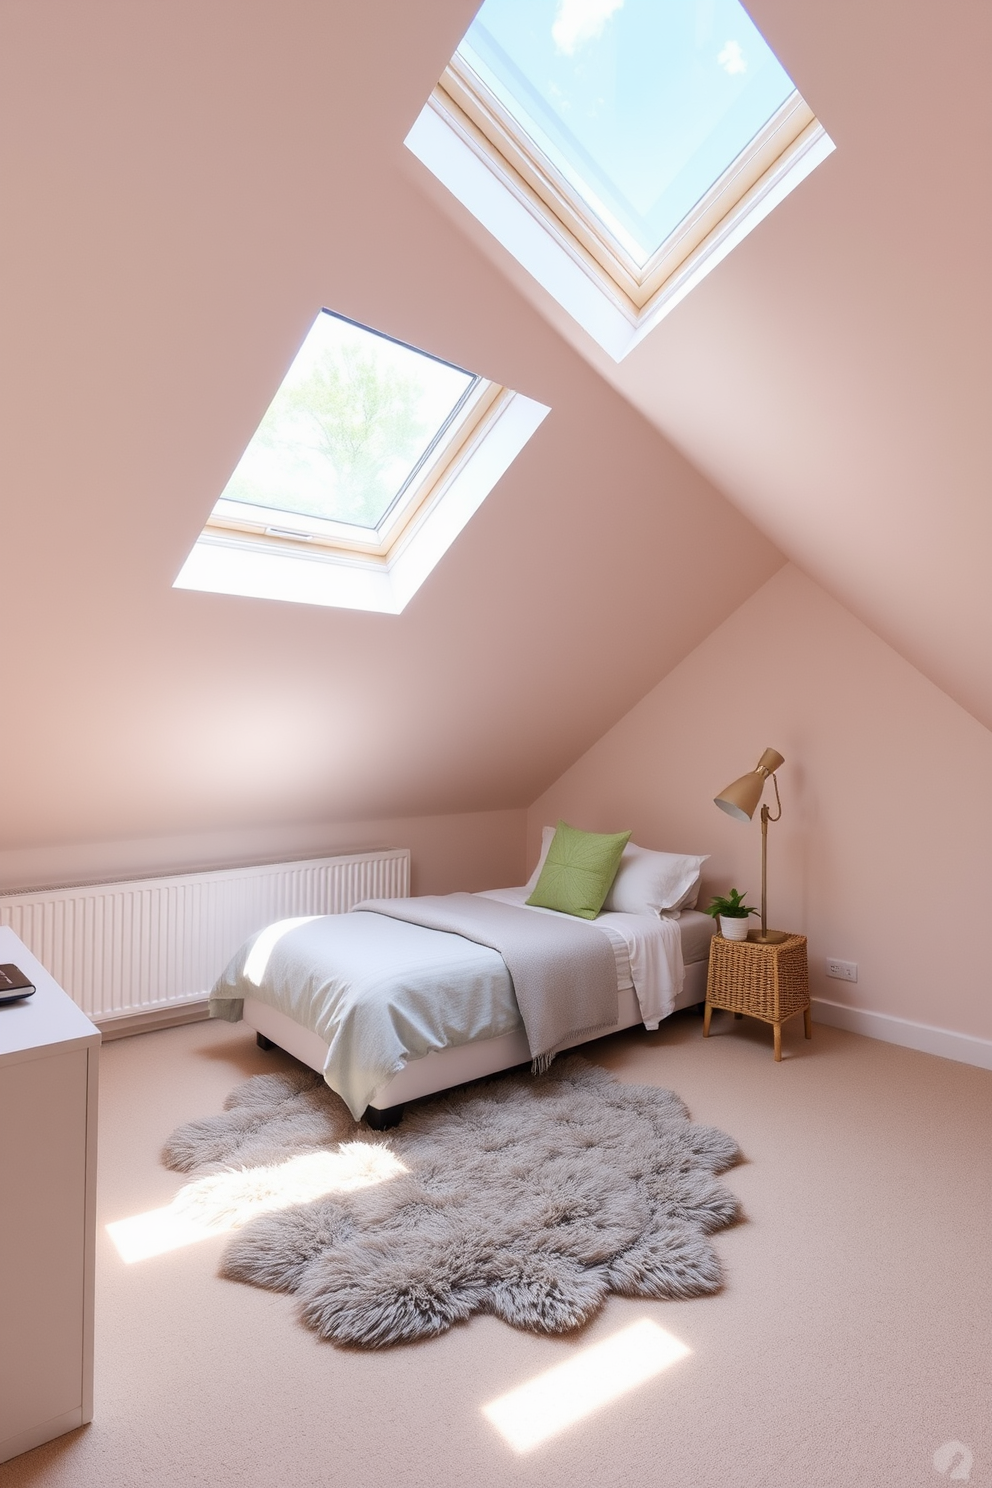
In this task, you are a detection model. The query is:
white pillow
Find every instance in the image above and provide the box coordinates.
[602,843,709,917]
[525,829,707,916]
[674,873,704,912]
[524,825,557,892]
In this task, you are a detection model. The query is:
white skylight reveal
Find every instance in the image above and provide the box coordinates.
[175,310,549,613]
[406,0,834,360]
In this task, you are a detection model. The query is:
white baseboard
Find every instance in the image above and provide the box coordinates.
[96,998,210,1041]
[1,1405,86,1465]
[813,997,992,1071]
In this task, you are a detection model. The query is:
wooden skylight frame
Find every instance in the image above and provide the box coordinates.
[204,378,509,567]
[407,55,834,361]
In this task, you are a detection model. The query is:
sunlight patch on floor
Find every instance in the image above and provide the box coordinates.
[106,1144,407,1263]
[483,1318,691,1452]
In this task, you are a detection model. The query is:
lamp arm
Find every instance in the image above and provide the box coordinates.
[758,772,782,941]
[766,771,782,823]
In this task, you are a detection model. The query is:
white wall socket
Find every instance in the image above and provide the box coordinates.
[826,958,858,983]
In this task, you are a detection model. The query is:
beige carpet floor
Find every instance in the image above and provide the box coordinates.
[2,1008,991,1488]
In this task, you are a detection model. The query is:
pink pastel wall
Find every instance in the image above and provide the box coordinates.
[0,808,527,900]
[0,0,782,874]
[528,565,992,1041]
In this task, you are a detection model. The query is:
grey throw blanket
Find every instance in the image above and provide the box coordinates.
[355,893,618,1069]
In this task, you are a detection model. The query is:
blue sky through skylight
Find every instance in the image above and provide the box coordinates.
[219,311,477,530]
[459,0,796,265]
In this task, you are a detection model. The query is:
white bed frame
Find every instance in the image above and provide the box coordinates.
[243,957,709,1124]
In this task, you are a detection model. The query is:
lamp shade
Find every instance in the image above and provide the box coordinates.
[714,773,764,822]
[714,748,785,822]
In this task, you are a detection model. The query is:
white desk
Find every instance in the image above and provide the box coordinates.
[0,926,100,1463]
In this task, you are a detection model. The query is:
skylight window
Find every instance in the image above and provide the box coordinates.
[406,0,834,360]
[461,0,796,266]
[175,310,549,613]
[218,311,479,533]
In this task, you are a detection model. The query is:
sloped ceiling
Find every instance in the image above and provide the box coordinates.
[432,0,992,731]
[0,0,781,858]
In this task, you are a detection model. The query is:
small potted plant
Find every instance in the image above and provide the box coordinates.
[705,889,758,941]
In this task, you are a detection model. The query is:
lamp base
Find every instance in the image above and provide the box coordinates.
[747,929,791,945]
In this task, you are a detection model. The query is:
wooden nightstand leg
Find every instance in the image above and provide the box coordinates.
[703,1002,712,1037]
[773,1024,782,1061]
[804,1005,812,1039]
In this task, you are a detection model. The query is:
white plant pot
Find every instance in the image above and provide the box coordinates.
[719,916,750,941]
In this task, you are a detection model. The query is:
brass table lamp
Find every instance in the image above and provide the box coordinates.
[713,748,788,945]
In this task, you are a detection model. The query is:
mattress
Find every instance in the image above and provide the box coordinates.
[678,909,717,965]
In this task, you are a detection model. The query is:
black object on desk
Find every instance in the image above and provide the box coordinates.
[0,964,36,1003]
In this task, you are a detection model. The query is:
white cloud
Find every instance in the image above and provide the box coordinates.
[552,0,624,57]
[717,39,747,75]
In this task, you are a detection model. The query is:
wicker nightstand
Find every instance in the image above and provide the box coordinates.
[703,933,811,1061]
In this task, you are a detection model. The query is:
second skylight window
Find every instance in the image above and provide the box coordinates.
[215,310,487,542]
[175,310,550,612]
[407,0,834,360]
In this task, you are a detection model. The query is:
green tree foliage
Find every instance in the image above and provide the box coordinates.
[257,342,430,527]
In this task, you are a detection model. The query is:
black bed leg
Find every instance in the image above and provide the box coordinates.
[256,1031,276,1052]
[365,1102,405,1131]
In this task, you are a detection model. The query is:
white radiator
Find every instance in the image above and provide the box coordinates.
[0,850,410,1026]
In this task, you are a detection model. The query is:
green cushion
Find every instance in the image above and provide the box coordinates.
[526,821,632,919]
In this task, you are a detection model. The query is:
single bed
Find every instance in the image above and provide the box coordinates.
[211,879,715,1126]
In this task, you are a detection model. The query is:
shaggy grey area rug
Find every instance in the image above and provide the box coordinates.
[163,1058,743,1348]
